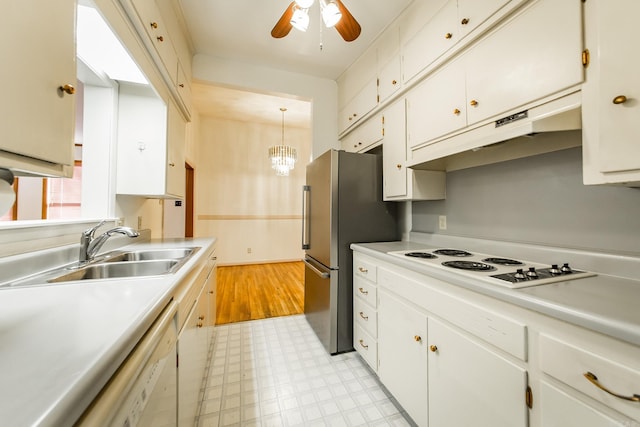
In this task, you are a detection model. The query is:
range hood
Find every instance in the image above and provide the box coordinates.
[409,91,582,172]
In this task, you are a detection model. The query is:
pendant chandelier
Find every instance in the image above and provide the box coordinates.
[268,107,298,176]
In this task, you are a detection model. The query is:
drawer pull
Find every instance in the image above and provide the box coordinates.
[358,287,368,295]
[430,345,438,352]
[359,339,368,349]
[358,267,368,274]
[612,95,628,105]
[359,311,368,321]
[414,335,422,342]
[583,372,640,402]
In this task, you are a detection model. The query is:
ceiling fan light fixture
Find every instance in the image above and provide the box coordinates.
[320,0,342,28]
[290,7,310,32]
[295,0,314,8]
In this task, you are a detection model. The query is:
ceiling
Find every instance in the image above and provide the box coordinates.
[179,0,413,125]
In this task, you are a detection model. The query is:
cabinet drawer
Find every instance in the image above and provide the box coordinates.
[353,276,377,308]
[354,297,377,338]
[354,257,377,282]
[540,334,640,422]
[354,325,377,371]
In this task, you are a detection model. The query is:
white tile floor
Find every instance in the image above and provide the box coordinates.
[196,314,415,427]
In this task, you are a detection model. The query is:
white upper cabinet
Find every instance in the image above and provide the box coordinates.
[582,0,640,186]
[0,0,76,177]
[338,79,378,134]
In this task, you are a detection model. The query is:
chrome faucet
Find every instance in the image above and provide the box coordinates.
[79,220,140,264]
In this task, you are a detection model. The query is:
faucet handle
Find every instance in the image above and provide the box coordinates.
[83,220,107,238]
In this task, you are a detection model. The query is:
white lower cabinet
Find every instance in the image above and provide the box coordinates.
[539,381,630,427]
[428,317,528,427]
[378,288,428,426]
[353,253,379,371]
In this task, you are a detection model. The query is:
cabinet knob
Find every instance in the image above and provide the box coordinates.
[612,95,628,105]
[445,32,453,39]
[470,99,478,107]
[392,79,397,85]
[150,21,158,29]
[359,311,369,321]
[157,35,164,42]
[453,108,461,115]
[59,84,75,95]
[359,339,369,349]
[208,290,214,295]
[358,287,368,295]
[169,162,175,167]
[358,267,368,273]
[198,315,205,321]
[430,344,438,352]
[414,335,422,342]
[396,164,402,170]
[461,18,469,25]
[179,83,185,88]
[197,322,203,328]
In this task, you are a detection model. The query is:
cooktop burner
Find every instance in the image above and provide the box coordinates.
[442,260,497,271]
[433,249,473,257]
[483,257,524,266]
[405,252,437,259]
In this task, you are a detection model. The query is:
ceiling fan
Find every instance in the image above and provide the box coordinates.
[271,0,361,42]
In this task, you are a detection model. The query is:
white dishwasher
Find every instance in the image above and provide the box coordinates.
[76,302,178,426]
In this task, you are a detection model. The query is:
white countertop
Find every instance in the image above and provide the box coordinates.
[0,237,216,427]
[351,236,640,347]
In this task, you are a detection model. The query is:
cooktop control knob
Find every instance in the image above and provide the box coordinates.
[549,264,562,275]
[561,263,572,273]
[514,269,526,280]
[526,267,538,278]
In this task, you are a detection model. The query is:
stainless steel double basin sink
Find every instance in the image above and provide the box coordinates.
[2,247,200,288]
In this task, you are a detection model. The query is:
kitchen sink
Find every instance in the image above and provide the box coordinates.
[0,246,201,288]
[103,247,198,262]
[49,260,181,282]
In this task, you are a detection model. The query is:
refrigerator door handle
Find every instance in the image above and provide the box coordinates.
[301,185,310,249]
[303,258,330,279]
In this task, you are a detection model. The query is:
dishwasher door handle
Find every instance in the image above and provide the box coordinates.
[304,258,330,279]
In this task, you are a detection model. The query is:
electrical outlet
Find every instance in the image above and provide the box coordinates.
[439,215,447,230]
[247,248,252,254]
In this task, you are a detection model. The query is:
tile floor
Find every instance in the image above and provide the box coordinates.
[196,314,415,426]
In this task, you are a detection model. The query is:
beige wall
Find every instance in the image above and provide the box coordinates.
[193,116,311,265]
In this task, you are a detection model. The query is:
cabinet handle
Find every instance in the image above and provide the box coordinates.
[197,322,204,328]
[358,287,368,295]
[179,83,185,88]
[150,21,158,29]
[157,35,164,42]
[583,372,640,402]
[198,315,205,320]
[359,311,368,321]
[359,339,368,349]
[430,344,438,352]
[414,335,422,342]
[461,18,469,25]
[470,99,478,107]
[391,79,397,85]
[396,164,402,170]
[358,267,368,274]
[169,162,175,167]
[612,95,628,105]
[453,108,461,115]
[445,32,453,39]
[59,84,76,95]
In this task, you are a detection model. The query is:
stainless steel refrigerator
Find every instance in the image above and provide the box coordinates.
[302,149,398,354]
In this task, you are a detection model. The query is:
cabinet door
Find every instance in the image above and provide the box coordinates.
[338,79,378,134]
[1,0,75,169]
[166,100,186,198]
[402,0,457,83]
[465,0,583,126]
[378,290,428,427]
[540,381,630,427]
[382,100,408,198]
[378,55,401,103]
[406,57,466,149]
[428,317,528,427]
[590,0,640,175]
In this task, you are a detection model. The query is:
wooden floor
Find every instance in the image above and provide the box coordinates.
[215,261,305,325]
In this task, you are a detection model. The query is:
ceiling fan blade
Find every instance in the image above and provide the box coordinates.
[271,2,295,38]
[334,0,361,42]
